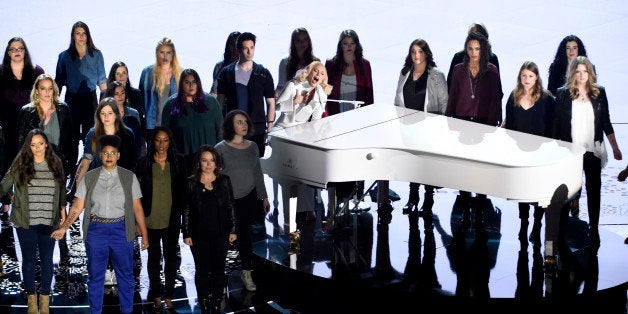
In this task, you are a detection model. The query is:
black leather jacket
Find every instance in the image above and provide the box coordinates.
[552,86,615,143]
[16,102,76,174]
[182,174,237,239]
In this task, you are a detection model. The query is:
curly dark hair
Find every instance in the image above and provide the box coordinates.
[11,129,65,187]
[222,109,254,141]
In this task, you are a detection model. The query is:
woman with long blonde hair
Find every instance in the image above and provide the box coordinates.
[553,56,622,247]
[139,37,183,134]
[17,74,75,178]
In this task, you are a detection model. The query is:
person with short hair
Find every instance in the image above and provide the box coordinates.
[52,134,149,314]
[217,32,276,157]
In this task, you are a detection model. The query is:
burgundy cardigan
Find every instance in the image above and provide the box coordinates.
[324,58,374,116]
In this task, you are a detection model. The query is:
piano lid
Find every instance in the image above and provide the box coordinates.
[267,103,585,168]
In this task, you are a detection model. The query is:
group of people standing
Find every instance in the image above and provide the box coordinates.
[0,18,624,314]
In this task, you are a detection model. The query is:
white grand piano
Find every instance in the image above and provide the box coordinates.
[261,103,584,260]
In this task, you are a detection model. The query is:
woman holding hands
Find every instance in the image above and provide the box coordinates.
[1,129,66,314]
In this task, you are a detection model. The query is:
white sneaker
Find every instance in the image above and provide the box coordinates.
[104,269,117,285]
[240,270,257,292]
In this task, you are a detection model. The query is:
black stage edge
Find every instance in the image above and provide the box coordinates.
[252,195,628,314]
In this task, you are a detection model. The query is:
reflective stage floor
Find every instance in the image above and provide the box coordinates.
[0,181,626,313]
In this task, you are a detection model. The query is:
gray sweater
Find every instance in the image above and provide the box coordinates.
[215,140,268,200]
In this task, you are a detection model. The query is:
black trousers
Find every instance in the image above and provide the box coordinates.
[190,234,229,299]
[147,227,180,299]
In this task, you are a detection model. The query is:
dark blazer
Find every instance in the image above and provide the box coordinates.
[552,86,615,143]
[216,62,275,135]
[136,153,186,229]
[182,174,237,239]
[16,102,76,174]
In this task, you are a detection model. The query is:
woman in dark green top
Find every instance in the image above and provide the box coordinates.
[161,69,223,176]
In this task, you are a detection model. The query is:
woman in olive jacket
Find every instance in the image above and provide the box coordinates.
[135,126,187,309]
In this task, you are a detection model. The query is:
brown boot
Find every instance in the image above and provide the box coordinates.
[27,294,37,314]
[39,294,50,314]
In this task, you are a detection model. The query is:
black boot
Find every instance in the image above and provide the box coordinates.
[209,296,222,314]
[529,206,544,245]
[200,297,210,314]
[403,183,420,215]
[420,187,434,218]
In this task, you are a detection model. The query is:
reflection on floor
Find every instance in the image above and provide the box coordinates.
[0,188,627,313]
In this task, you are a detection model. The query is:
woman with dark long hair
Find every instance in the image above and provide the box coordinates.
[547,35,588,96]
[324,29,374,204]
[104,81,143,158]
[183,145,237,313]
[161,68,222,174]
[0,37,45,163]
[136,126,186,310]
[105,61,144,129]
[445,31,502,230]
[503,61,555,244]
[74,97,137,187]
[55,21,107,154]
[210,31,240,98]
[276,28,319,97]
[394,38,448,216]
[1,129,66,314]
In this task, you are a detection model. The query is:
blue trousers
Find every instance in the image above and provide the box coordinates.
[85,220,134,314]
[16,224,55,295]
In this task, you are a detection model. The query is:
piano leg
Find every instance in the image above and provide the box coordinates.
[377,180,390,207]
[272,179,280,210]
[326,186,338,231]
[542,184,571,296]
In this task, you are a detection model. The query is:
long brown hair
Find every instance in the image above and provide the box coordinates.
[513,61,543,106]
[10,129,65,186]
[91,97,127,153]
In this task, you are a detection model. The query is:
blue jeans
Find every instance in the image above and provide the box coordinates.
[85,220,134,314]
[16,224,56,295]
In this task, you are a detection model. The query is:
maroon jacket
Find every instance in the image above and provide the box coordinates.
[324,58,374,116]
